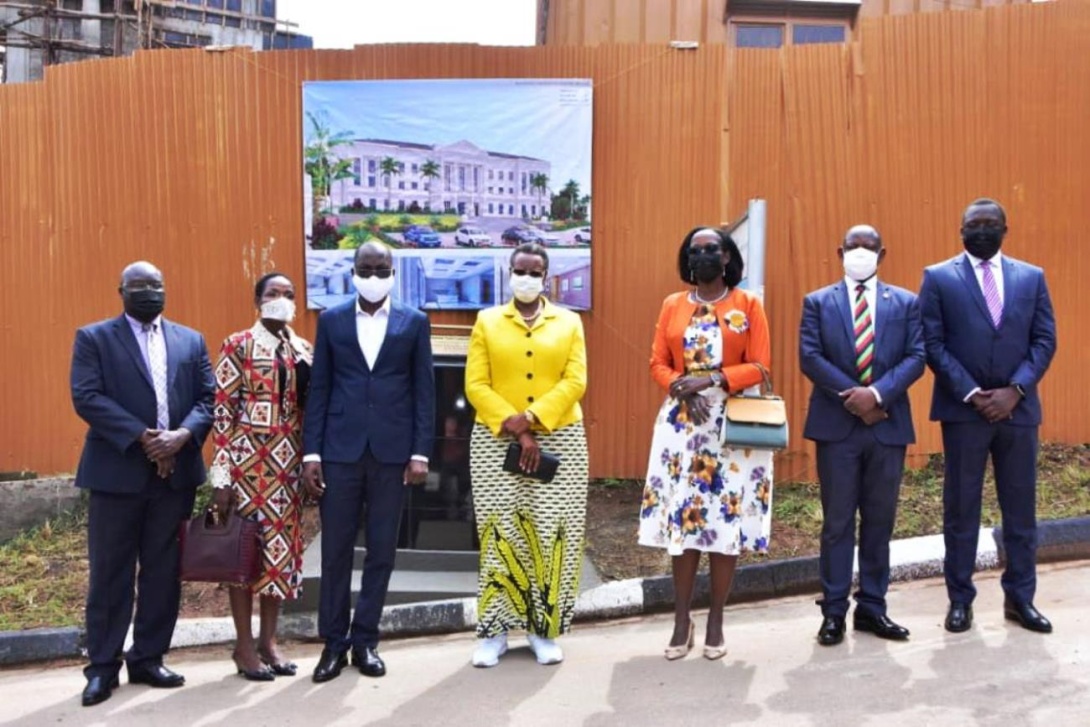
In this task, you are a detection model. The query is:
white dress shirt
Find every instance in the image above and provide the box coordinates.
[844,276,883,406]
[356,296,391,369]
[962,251,1005,402]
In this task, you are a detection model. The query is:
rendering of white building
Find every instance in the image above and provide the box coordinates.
[330,139,552,219]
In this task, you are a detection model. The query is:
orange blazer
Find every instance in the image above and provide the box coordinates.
[649,288,772,393]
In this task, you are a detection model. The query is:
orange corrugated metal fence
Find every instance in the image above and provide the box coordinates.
[1,2,1088,482]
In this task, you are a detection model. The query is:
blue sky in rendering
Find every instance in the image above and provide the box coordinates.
[303,78,593,194]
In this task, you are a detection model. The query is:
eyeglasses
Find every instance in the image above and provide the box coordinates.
[691,243,721,254]
[122,281,164,292]
[355,268,393,279]
[512,269,545,278]
[962,219,1004,231]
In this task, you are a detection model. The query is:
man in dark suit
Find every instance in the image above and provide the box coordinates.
[920,198,1057,634]
[303,242,435,682]
[70,261,214,706]
[800,225,925,646]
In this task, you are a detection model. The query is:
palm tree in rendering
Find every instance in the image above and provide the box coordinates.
[303,111,355,217]
[561,179,581,220]
[421,159,441,211]
[379,156,403,212]
[530,172,549,218]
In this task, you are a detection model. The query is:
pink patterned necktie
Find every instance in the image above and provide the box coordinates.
[979,261,1003,327]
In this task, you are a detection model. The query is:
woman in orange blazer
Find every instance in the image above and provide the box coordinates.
[638,227,773,661]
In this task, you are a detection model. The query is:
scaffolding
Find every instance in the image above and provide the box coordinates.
[0,0,301,83]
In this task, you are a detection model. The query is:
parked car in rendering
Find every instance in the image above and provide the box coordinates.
[537,228,561,246]
[573,226,592,244]
[501,225,545,246]
[404,224,442,248]
[454,226,492,247]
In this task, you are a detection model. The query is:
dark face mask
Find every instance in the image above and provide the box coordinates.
[690,251,724,283]
[962,228,1004,260]
[124,289,166,323]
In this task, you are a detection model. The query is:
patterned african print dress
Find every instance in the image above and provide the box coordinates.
[209,322,312,599]
[638,304,773,556]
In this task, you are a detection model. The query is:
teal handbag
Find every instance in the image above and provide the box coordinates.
[723,364,788,451]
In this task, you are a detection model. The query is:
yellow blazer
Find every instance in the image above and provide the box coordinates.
[466,299,587,436]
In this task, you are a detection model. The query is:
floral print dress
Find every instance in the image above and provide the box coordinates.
[638,304,773,556]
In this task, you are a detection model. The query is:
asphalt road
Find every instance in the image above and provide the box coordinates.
[2,562,1087,726]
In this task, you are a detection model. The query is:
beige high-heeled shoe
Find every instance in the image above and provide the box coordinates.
[664,622,695,661]
[703,642,728,660]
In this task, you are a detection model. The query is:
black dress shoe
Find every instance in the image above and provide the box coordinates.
[352,646,386,677]
[81,675,119,707]
[1004,599,1053,633]
[854,611,910,641]
[817,616,845,646]
[312,647,348,683]
[945,602,973,633]
[128,663,185,688]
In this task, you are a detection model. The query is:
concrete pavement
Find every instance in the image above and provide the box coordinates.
[2,561,1088,726]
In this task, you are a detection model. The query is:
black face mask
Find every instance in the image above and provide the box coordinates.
[962,228,1004,260]
[690,251,724,283]
[124,289,166,323]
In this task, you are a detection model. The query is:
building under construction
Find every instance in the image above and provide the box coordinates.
[0,0,311,83]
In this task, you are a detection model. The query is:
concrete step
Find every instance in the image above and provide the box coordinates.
[284,530,603,614]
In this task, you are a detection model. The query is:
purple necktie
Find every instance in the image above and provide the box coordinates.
[980,261,1002,327]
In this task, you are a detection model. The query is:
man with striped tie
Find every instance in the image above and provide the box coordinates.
[800,225,925,646]
[920,199,1057,635]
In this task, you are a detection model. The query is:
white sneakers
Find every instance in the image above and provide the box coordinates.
[526,634,564,665]
[471,633,508,668]
[470,633,564,667]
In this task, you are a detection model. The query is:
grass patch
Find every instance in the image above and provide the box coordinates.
[0,501,89,631]
[585,442,1090,579]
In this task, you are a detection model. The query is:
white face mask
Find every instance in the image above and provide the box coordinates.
[260,297,296,323]
[510,272,544,303]
[353,273,395,303]
[842,248,879,282]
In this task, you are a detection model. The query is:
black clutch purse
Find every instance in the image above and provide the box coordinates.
[503,442,561,483]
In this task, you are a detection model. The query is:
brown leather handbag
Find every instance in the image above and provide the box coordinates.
[178,508,263,584]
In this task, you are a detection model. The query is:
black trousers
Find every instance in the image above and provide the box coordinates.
[816,426,906,618]
[84,486,194,679]
[318,447,406,651]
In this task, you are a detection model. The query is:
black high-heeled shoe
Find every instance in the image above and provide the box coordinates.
[258,648,298,677]
[233,656,275,682]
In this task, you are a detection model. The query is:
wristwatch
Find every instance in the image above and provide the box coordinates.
[710,372,725,389]
[524,409,536,425]
[1011,383,1027,399]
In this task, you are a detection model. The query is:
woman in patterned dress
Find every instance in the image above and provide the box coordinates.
[465,242,589,668]
[638,227,773,660]
[210,272,312,680]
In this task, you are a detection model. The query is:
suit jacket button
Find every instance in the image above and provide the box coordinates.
[526,351,533,357]
[526,332,532,338]
[527,396,534,403]
[526,373,533,379]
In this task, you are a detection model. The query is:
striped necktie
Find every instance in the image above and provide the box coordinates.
[143,322,170,429]
[853,284,875,385]
[979,260,1003,327]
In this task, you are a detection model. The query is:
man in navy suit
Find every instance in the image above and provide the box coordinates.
[303,242,435,682]
[70,261,214,706]
[800,225,925,646]
[920,198,1057,634]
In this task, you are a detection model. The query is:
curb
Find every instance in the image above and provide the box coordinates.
[3,517,1088,667]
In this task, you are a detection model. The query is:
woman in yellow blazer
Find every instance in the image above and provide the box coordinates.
[465,242,589,669]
